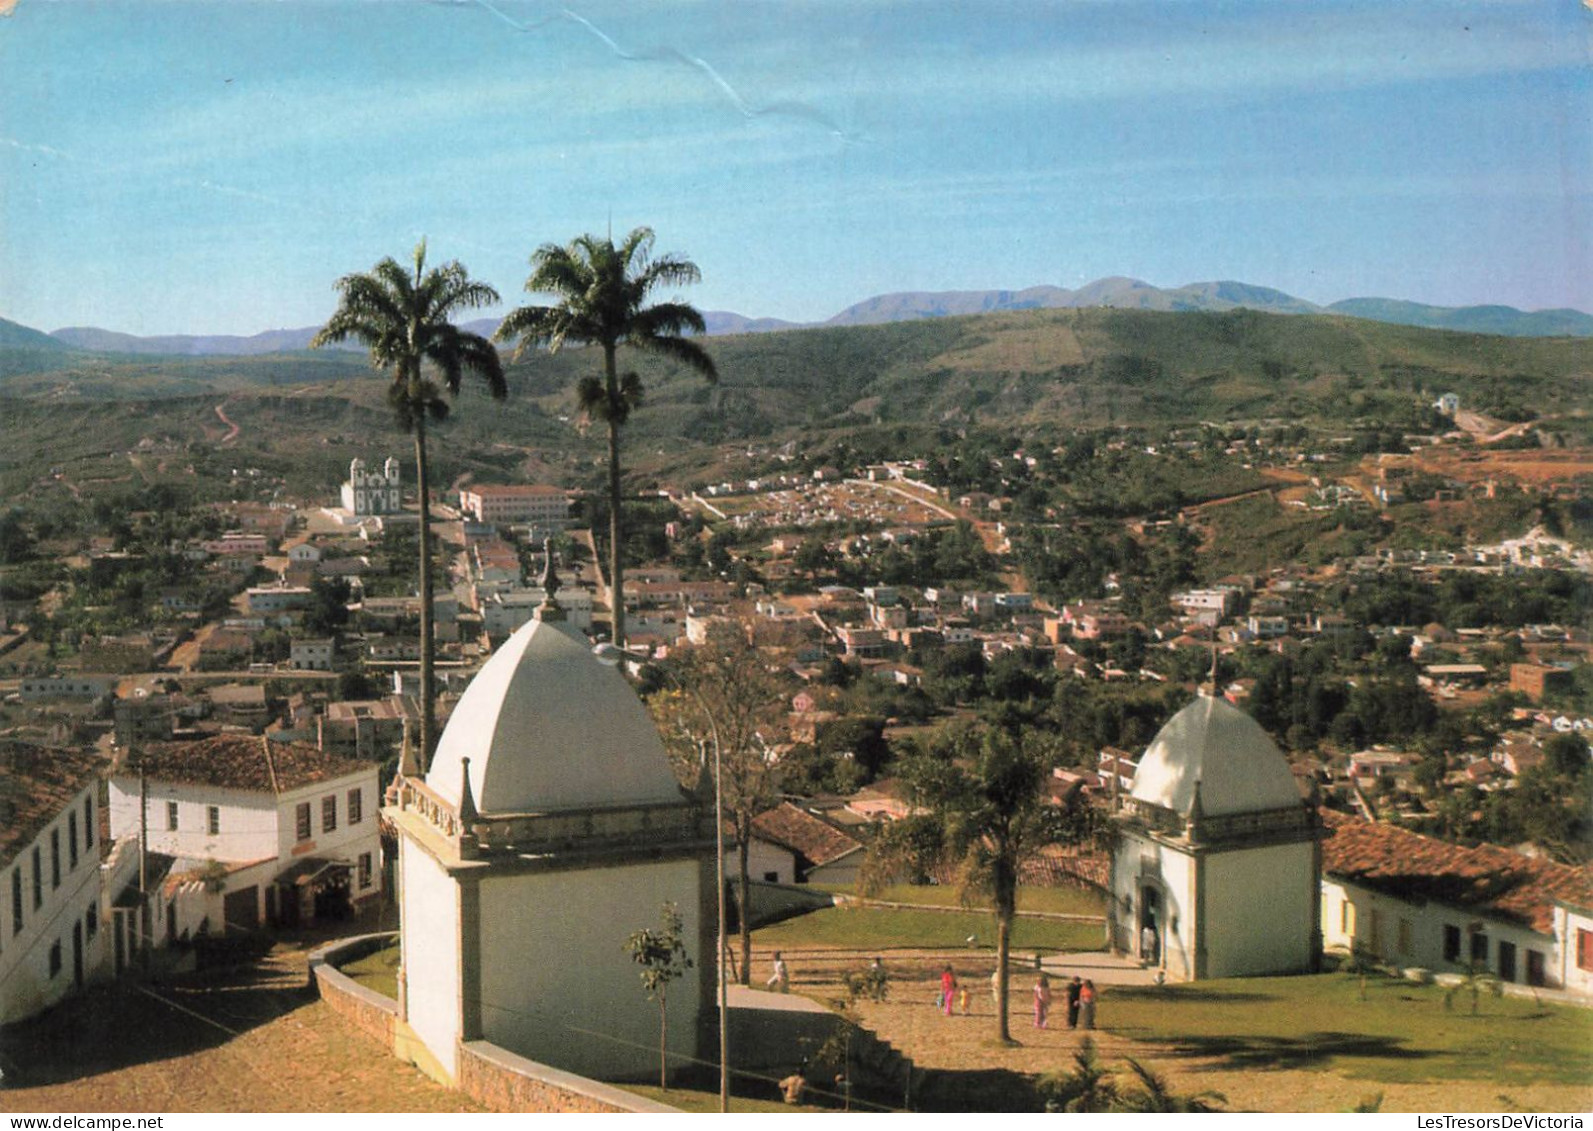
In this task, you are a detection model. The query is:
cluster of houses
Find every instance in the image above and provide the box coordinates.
[1,731,381,1024]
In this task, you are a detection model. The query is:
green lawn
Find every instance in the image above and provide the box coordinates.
[754,903,1104,952]
[1105,973,1593,1087]
[820,882,1106,917]
[338,942,400,1000]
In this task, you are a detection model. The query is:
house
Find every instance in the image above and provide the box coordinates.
[458,483,571,529]
[290,637,335,671]
[749,802,866,885]
[1,741,110,1024]
[107,735,382,934]
[1320,811,1592,997]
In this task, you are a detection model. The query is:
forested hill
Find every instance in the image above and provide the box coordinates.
[3,307,1587,442]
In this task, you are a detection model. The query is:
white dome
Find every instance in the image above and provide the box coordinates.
[1128,693,1300,818]
[427,616,685,814]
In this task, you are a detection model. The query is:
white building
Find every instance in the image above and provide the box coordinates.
[1,742,110,1024]
[1321,810,1591,997]
[480,587,593,638]
[342,457,402,517]
[388,591,715,1085]
[1110,693,1321,981]
[107,735,382,932]
[458,484,570,529]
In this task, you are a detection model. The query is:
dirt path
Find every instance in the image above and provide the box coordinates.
[1,933,481,1113]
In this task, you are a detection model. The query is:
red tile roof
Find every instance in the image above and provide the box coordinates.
[0,741,105,870]
[119,735,374,795]
[1320,810,1593,934]
[752,801,863,868]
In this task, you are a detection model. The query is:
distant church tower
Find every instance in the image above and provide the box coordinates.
[341,456,401,516]
[387,581,717,1084]
[1109,692,1322,981]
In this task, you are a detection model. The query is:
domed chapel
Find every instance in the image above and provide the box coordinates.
[386,585,717,1083]
[1109,692,1323,981]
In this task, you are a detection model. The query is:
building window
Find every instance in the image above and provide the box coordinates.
[1397,918,1413,955]
[1442,924,1462,963]
[11,868,22,935]
[347,788,362,825]
[1578,929,1593,973]
[207,806,220,836]
[50,829,60,889]
[49,939,62,978]
[83,796,94,850]
[86,901,98,940]
[167,801,179,831]
[1340,900,1354,936]
[1470,931,1489,968]
[69,813,79,870]
[31,847,42,909]
[358,853,372,890]
[322,796,337,833]
[295,802,312,841]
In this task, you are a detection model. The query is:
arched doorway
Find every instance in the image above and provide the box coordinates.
[1138,884,1162,966]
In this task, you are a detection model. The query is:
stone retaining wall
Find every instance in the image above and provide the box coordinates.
[458,1041,677,1113]
[308,932,399,1049]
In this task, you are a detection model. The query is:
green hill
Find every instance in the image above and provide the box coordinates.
[2,308,1586,483]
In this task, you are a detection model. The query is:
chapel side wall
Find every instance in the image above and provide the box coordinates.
[1203,842,1315,978]
[400,839,463,1080]
[476,857,704,1083]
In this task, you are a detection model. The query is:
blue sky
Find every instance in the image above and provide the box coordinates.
[2,0,1588,335]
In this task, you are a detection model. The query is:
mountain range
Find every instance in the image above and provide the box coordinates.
[12,277,1593,358]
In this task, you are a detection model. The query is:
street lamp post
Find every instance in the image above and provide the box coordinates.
[596,643,730,1113]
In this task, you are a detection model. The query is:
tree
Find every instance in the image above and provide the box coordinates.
[625,901,694,1090]
[496,227,715,647]
[312,241,505,763]
[860,720,1098,1044]
[647,621,786,985]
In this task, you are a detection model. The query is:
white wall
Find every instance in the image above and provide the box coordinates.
[400,841,462,1079]
[1,784,110,1024]
[1112,831,1194,981]
[1203,842,1315,978]
[1322,877,1557,990]
[109,775,280,864]
[1554,906,1593,999]
[274,770,382,882]
[476,858,704,1083]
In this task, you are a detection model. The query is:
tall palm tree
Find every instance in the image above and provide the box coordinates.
[311,240,505,764]
[495,227,715,647]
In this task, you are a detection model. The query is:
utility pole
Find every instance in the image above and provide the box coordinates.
[136,741,150,972]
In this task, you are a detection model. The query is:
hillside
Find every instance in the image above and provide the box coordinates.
[4,308,1588,443]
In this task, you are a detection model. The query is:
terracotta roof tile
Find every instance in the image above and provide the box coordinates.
[0,741,105,871]
[1321,809,1593,934]
[120,735,374,795]
[751,801,863,867]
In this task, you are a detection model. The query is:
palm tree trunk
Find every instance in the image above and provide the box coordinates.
[413,414,436,769]
[604,343,625,648]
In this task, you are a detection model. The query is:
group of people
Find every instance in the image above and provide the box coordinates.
[1032,973,1096,1030]
[930,964,1098,1030]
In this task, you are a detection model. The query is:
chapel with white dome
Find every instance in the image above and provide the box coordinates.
[386,584,716,1084]
[1109,691,1322,981]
